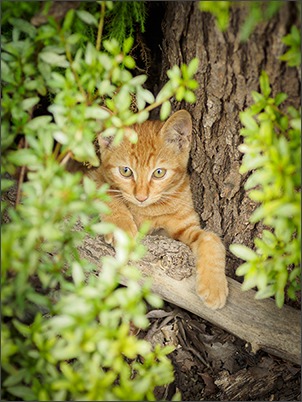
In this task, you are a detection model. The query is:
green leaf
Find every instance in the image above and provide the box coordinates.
[156,82,173,103]
[241,273,257,291]
[3,369,26,387]
[259,71,271,98]
[290,118,301,130]
[274,203,300,218]
[255,286,275,300]
[91,222,116,235]
[187,57,199,77]
[1,59,15,84]
[72,262,85,286]
[275,290,284,308]
[85,107,111,120]
[26,115,52,131]
[27,292,50,307]
[85,42,96,65]
[145,293,163,308]
[250,205,266,223]
[1,179,14,192]
[141,89,154,104]
[12,319,31,337]
[76,10,98,27]
[53,131,68,145]
[251,91,264,103]
[7,149,39,166]
[123,37,134,54]
[39,52,69,68]
[275,92,288,106]
[239,111,258,131]
[21,97,40,111]
[136,110,149,124]
[66,33,82,45]
[7,386,36,401]
[235,262,251,277]
[160,101,171,121]
[129,75,147,87]
[62,9,75,31]
[8,18,37,39]
[230,244,258,261]
[124,55,135,69]
[184,90,196,103]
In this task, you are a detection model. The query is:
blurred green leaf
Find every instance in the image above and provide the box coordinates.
[39,52,69,68]
[160,101,171,121]
[76,10,98,27]
[8,18,37,38]
[230,244,258,261]
[259,71,271,98]
[7,386,36,401]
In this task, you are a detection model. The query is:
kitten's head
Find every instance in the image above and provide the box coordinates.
[98,110,192,207]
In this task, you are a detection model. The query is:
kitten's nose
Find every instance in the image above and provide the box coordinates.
[135,194,148,203]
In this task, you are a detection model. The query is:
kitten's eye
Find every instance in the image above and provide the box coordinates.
[152,168,167,179]
[119,166,133,178]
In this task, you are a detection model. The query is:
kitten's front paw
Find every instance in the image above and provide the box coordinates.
[103,221,138,248]
[196,272,229,310]
[104,233,114,246]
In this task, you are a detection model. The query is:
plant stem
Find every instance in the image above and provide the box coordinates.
[59,151,72,166]
[96,1,106,52]
[65,44,87,100]
[15,138,27,206]
[53,142,62,160]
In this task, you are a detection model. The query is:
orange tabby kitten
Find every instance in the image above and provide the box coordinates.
[87,110,228,309]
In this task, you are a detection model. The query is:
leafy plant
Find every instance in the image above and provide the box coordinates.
[279,25,301,67]
[199,1,231,32]
[105,1,147,44]
[230,71,301,308]
[1,1,198,400]
[199,1,283,40]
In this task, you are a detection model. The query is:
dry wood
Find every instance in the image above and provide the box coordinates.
[78,230,301,366]
[214,357,291,400]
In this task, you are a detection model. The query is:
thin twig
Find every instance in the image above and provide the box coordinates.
[96,1,106,52]
[15,138,27,207]
[65,44,87,100]
[59,151,72,166]
[53,141,61,160]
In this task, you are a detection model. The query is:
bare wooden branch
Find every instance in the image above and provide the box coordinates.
[78,230,301,366]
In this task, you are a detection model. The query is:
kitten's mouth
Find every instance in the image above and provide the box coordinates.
[132,199,154,207]
[123,193,158,207]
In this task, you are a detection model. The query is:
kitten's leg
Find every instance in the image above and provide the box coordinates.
[102,198,138,246]
[162,216,228,309]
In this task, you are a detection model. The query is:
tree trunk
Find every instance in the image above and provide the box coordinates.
[158,1,300,275]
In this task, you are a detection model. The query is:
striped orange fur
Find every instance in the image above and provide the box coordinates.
[88,110,228,309]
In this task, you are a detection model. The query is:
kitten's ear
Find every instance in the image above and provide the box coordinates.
[97,107,114,150]
[160,110,192,151]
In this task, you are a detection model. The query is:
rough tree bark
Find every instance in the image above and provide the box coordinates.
[159,2,300,275]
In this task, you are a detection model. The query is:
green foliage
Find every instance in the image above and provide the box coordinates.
[1,1,40,26]
[230,71,301,308]
[199,1,283,41]
[105,1,147,45]
[1,2,198,400]
[238,1,282,42]
[199,1,231,31]
[280,25,301,67]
